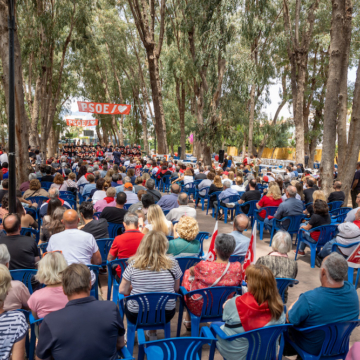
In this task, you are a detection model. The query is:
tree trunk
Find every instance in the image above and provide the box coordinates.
[96,124,102,144]
[271,147,277,159]
[29,76,41,148]
[203,144,212,167]
[242,135,247,159]
[175,78,186,160]
[0,1,30,183]
[248,83,256,155]
[321,0,352,198]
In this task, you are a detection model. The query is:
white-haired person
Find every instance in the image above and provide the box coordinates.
[256,231,297,302]
[0,264,28,360]
[0,244,30,311]
[27,252,68,319]
[168,216,200,257]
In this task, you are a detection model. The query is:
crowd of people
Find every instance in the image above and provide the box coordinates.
[0,144,359,360]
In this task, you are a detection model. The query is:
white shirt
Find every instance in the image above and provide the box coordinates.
[183,176,194,185]
[124,160,130,166]
[92,190,106,204]
[0,153,8,164]
[47,229,99,283]
[124,191,139,204]
[281,193,301,201]
[231,185,245,192]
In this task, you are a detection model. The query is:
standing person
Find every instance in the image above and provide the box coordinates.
[35,264,125,360]
[0,148,8,164]
[351,162,360,208]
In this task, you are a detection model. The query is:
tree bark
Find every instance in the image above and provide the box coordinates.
[0,0,30,183]
[248,83,256,155]
[29,76,41,147]
[321,0,352,198]
[175,77,186,160]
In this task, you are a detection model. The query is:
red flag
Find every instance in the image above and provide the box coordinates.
[242,221,257,278]
[77,101,131,115]
[347,243,360,268]
[206,221,218,262]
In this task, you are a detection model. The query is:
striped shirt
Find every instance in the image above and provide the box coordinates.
[123,258,182,313]
[0,311,28,360]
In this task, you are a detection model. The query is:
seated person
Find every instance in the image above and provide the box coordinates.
[82,174,96,198]
[94,187,116,213]
[238,179,261,214]
[23,179,49,199]
[181,234,242,330]
[284,253,359,357]
[0,244,30,311]
[256,184,282,219]
[145,179,162,202]
[156,184,180,211]
[119,231,182,340]
[317,208,360,264]
[100,192,128,224]
[216,264,285,360]
[214,180,239,220]
[36,264,125,360]
[208,175,223,209]
[27,252,68,319]
[107,213,144,281]
[166,193,196,222]
[327,181,345,204]
[197,172,215,197]
[142,204,173,236]
[79,201,109,239]
[0,264,28,360]
[168,216,200,257]
[256,231,297,302]
[228,214,250,255]
[304,190,326,216]
[297,199,331,256]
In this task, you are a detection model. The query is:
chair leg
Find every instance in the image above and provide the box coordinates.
[126,323,136,355]
[164,322,171,339]
[113,282,120,304]
[201,199,205,211]
[355,269,360,289]
[259,223,264,241]
[269,227,275,247]
[310,245,316,268]
[190,315,201,337]
[29,324,36,360]
[224,209,228,224]
[348,267,355,284]
[176,301,184,337]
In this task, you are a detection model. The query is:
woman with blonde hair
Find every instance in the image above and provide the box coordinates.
[256,184,282,219]
[119,230,182,340]
[209,175,224,209]
[228,171,235,182]
[216,264,285,360]
[27,252,68,319]
[50,173,67,191]
[168,216,200,257]
[0,264,28,360]
[23,179,49,199]
[142,204,173,236]
[142,172,150,186]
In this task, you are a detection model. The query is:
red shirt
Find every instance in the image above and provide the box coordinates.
[257,195,282,218]
[109,230,144,277]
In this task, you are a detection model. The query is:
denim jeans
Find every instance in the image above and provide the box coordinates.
[264,218,273,232]
[299,232,317,251]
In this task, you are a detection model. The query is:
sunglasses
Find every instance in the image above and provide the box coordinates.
[43,250,62,258]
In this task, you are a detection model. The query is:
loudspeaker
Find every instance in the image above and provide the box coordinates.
[219,150,225,163]
[178,146,182,158]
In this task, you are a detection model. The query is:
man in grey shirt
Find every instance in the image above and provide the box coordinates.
[228,214,250,255]
[166,193,196,222]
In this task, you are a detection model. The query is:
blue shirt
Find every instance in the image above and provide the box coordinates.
[219,188,239,203]
[82,183,96,197]
[36,296,125,360]
[156,193,179,211]
[288,282,359,355]
[228,230,250,256]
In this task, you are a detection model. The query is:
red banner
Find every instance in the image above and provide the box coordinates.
[347,243,360,268]
[66,119,98,126]
[77,101,131,115]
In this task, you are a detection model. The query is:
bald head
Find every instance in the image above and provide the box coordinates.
[334,181,342,190]
[233,214,249,233]
[171,184,180,194]
[48,188,59,198]
[286,185,297,198]
[3,214,21,235]
[62,209,79,229]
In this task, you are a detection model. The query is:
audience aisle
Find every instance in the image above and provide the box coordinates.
[96,196,360,359]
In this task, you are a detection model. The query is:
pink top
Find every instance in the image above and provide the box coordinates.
[94,199,116,212]
[4,280,30,311]
[27,286,68,319]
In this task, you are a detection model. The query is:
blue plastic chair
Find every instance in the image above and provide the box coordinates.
[160,175,172,193]
[328,201,343,212]
[20,228,40,244]
[229,255,245,263]
[195,186,210,211]
[176,257,202,283]
[209,191,222,217]
[96,238,114,266]
[106,258,128,302]
[137,327,217,360]
[275,278,299,303]
[284,320,360,360]
[210,323,292,360]
[167,236,174,241]
[182,182,197,200]
[123,204,132,210]
[177,286,241,337]
[10,269,38,294]
[295,224,338,268]
[66,199,77,210]
[269,214,306,246]
[304,202,313,210]
[163,209,170,216]
[37,242,48,256]
[118,292,182,354]
[331,241,360,287]
[27,196,49,207]
[25,207,38,222]
[195,231,210,257]
[93,211,101,219]
[86,264,100,300]
[59,191,74,196]
[40,181,52,190]
[108,222,124,238]
[60,194,76,202]
[329,207,352,217]
[78,183,87,194]
[236,200,258,227]
[254,206,279,240]
[218,195,241,224]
